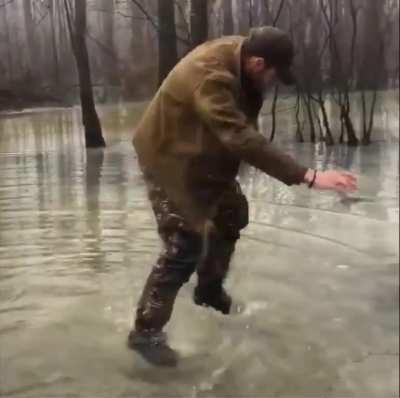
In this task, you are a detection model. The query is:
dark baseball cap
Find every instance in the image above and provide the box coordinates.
[244,26,296,85]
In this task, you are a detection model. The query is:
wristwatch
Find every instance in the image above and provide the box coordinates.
[304,169,317,188]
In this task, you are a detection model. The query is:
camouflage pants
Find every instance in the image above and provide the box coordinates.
[134,178,249,332]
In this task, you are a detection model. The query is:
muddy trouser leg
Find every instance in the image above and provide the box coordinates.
[196,184,249,303]
[135,229,202,332]
[134,180,202,333]
[196,231,237,293]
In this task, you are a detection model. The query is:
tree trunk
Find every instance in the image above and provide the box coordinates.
[303,93,316,143]
[175,0,191,49]
[341,105,358,146]
[158,0,178,85]
[65,0,106,148]
[58,0,70,77]
[338,92,344,143]
[223,0,234,35]
[345,1,359,147]
[248,0,253,27]
[269,84,279,142]
[367,90,378,143]
[295,90,304,142]
[361,90,368,143]
[319,95,334,146]
[343,92,358,146]
[343,113,358,146]
[49,0,60,86]
[313,105,324,142]
[190,0,208,48]
[101,0,115,87]
[2,2,14,81]
[339,119,345,144]
[361,89,378,145]
[22,0,37,79]
[237,0,249,34]
[129,1,147,61]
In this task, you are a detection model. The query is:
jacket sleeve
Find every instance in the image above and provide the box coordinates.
[193,71,308,186]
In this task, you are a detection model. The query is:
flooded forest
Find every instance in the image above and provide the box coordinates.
[0,1,399,397]
[0,0,399,145]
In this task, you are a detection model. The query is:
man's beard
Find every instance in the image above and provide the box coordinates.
[262,79,278,98]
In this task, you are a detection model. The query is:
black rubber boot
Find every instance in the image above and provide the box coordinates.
[127,330,179,367]
[193,283,232,315]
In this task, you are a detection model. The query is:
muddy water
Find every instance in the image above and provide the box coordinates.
[0,102,398,397]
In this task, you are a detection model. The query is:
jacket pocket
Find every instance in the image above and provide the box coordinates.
[213,189,249,239]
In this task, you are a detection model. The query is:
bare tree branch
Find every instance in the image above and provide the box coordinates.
[63,0,75,51]
[130,0,190,46]
[129,0,158,31]
[174,0,190,40]
[0,0,14,8]
[272,0,285,26]
[85,30,124,63]
[90,7,148,21]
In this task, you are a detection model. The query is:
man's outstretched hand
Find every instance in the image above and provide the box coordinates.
[304,169,357,193]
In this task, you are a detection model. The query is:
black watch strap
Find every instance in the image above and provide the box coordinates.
[308,170,317,188]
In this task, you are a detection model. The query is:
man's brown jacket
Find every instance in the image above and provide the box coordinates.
[133,36,307,231]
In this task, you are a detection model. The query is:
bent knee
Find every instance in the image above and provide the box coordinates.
[164,230,203,263]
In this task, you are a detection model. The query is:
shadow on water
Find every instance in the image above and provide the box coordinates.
[0,102,398,397]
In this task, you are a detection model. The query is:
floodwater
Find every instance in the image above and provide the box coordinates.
[0,99,398,398]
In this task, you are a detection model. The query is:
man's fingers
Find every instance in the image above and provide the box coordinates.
[342,172,357,183]
[347,176,357,184]
[339,177,350,186]
[341,174,358,189]
[341,171,354,177]
[336,177,357,192]
[340,171,356,178]
[343,176,357,188]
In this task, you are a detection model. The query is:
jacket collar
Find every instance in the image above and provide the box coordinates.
[234,37,245,90]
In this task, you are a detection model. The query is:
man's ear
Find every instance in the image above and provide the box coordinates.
[254,57,265,72]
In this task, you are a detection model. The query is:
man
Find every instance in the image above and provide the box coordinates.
[129,27,357,366]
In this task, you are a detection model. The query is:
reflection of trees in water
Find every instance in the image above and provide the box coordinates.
[340,145,357,171]
[84,148,106,272]
[86,148,104,212]
[84,148,131,273]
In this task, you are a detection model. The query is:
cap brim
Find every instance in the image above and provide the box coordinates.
[277,66,296,85]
